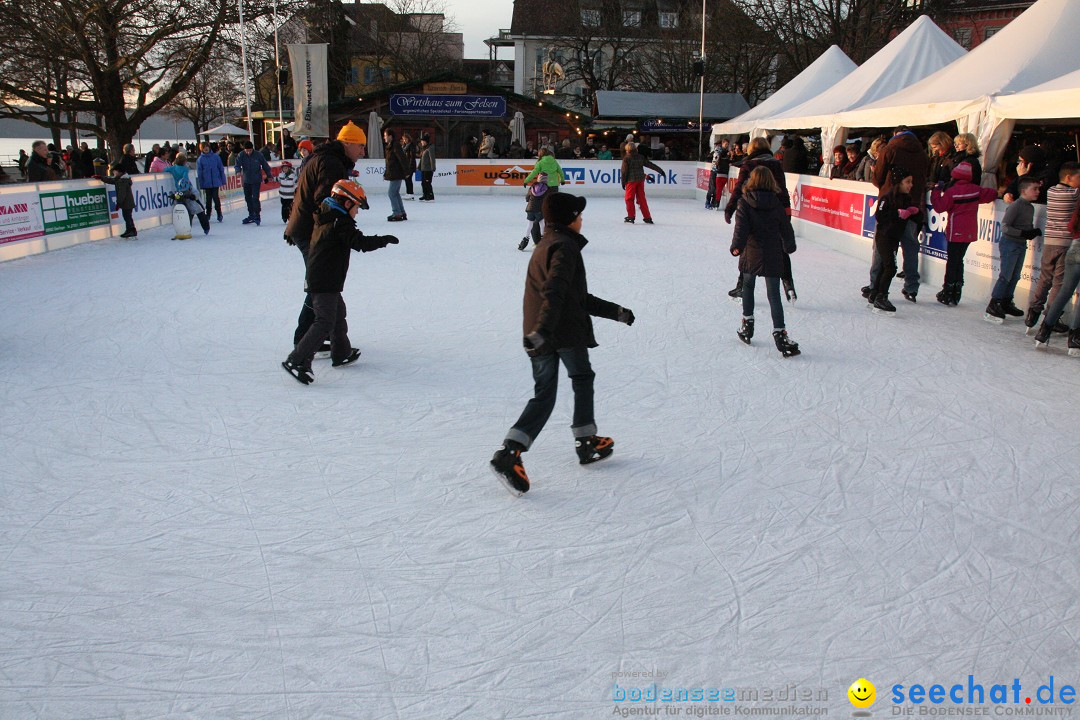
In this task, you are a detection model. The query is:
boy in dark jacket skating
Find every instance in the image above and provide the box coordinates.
[281,180,399,384]
[490,193,636,496]
[730,167,799,357]
[99,162,137,238]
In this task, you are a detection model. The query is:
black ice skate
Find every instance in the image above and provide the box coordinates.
[873,295,897,314]
[1034,324,1052,348]
[1024,308,1041,335]
[984,299,1006,325]
[490,445,529,496]
[281,359,314,385]
[517,237,530,252]
[332,348,361,367]
[314,341,332,360]
[1069,329,1080,357]
[772,329,800,357]
[1001,299,1024,317]
[728,274,744,301]
[783,278,797,303]
[737,317,754,345]
[575,435,614,465]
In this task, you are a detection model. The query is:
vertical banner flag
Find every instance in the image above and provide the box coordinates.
[288,43,329,138]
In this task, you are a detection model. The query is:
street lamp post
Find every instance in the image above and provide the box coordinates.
[238,0,255,145]
[697,0,706,162]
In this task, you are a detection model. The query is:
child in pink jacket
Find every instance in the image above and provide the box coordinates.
[931,161,998,305]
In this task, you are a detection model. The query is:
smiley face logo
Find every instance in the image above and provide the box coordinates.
[848,679,876,708]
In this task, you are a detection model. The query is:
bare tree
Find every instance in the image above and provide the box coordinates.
[731,0,947,87]
[0,0,290,159]
[166,52,245,138]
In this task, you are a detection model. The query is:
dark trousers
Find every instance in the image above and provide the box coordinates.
[943,241,971,286]
[505,347,596,450]
[292,240,316,347]
[404,171,414,196]
[873,233,901,296]
[281,198,293,224]
[121,207,135,234]
[288,292,349,366]
[203,187,222,218]
[742,274,786,329]
[706,170,718,205]
[243,183,261,218]
[421,171,434,200]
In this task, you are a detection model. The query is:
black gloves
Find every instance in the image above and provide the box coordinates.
[617,307,635,326]
[382,235,400,245]
[1020,228,1042,239]
[730,246,741,257]
[284,232,294,246]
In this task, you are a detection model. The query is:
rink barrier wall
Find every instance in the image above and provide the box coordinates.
[0,162,286,264]
[702,164,1078,310]
[3,157,1076,315]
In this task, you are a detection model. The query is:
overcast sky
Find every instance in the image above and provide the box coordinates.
[443,0,515,59]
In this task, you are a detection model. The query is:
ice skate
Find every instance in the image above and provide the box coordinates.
[332,348,361,367]
[873,295,896,314]
[737,317,754,345]
[575,435,614,465]
[772,329,800,357]
[490,445,529,496]
[1034,324,1052,349]
[983,299,1005,325]
[281,359,313,385]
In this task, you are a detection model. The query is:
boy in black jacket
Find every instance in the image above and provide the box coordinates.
[281,180,399,384]
[490,192,636,496]
[98,162,137,238]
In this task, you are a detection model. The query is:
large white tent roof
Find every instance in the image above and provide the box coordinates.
[709,45,856,136]
[832,0,1080,129]
[981,67,1080,121]
[200,123,251,137]
[760,16,965,131]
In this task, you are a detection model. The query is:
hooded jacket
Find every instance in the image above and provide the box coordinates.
[730,189,796,278]
[725,150,789,222]
[874,132,929,220]
[930,162,998,244]
[523,223,621,352]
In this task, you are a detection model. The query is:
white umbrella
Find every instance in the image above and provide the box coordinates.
[510,111,526,146]
[201,122,250,137]
[366,111,384,159]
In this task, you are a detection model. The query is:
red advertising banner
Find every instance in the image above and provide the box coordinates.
[795,185,865,235]
[695,167,711,191]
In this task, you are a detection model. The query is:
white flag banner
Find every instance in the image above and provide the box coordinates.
[288,43,329,137]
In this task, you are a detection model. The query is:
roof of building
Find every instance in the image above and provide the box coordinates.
[594,91,748,120]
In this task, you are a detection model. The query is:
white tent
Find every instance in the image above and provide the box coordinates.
[979,67,1080,121]
[831,0,1080,185]
[709,45,856,141]
[759,16,965,172]
[200,123,250,137]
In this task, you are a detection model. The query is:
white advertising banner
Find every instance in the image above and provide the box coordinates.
[288,44,329,138]
[0,190,45,245]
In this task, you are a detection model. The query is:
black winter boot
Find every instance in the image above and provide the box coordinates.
[949,281,963,306]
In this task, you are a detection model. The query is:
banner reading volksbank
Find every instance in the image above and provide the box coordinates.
[39,188,110,234]
[0,190,45,245]
[454,161,697,189]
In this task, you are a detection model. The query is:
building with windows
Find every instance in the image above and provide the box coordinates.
[935,0,1034,50]
[486,0,749,115]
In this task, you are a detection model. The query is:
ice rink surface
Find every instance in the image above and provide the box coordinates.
[1,195,1078,718]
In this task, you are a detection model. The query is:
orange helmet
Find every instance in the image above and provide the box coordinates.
[330,179,369,210]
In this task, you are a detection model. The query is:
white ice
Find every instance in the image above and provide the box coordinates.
[1,195,1078,719]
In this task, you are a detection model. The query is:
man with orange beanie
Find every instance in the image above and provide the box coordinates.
[285,120,368,354]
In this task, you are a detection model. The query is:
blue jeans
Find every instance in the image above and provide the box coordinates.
[505,347,596,450]
[741,274,785,330]
[243,183,261,218]
[991,237,1028,301]
[387,179,404,216]
[1043,245,1080,330]
[870,220,920,294]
